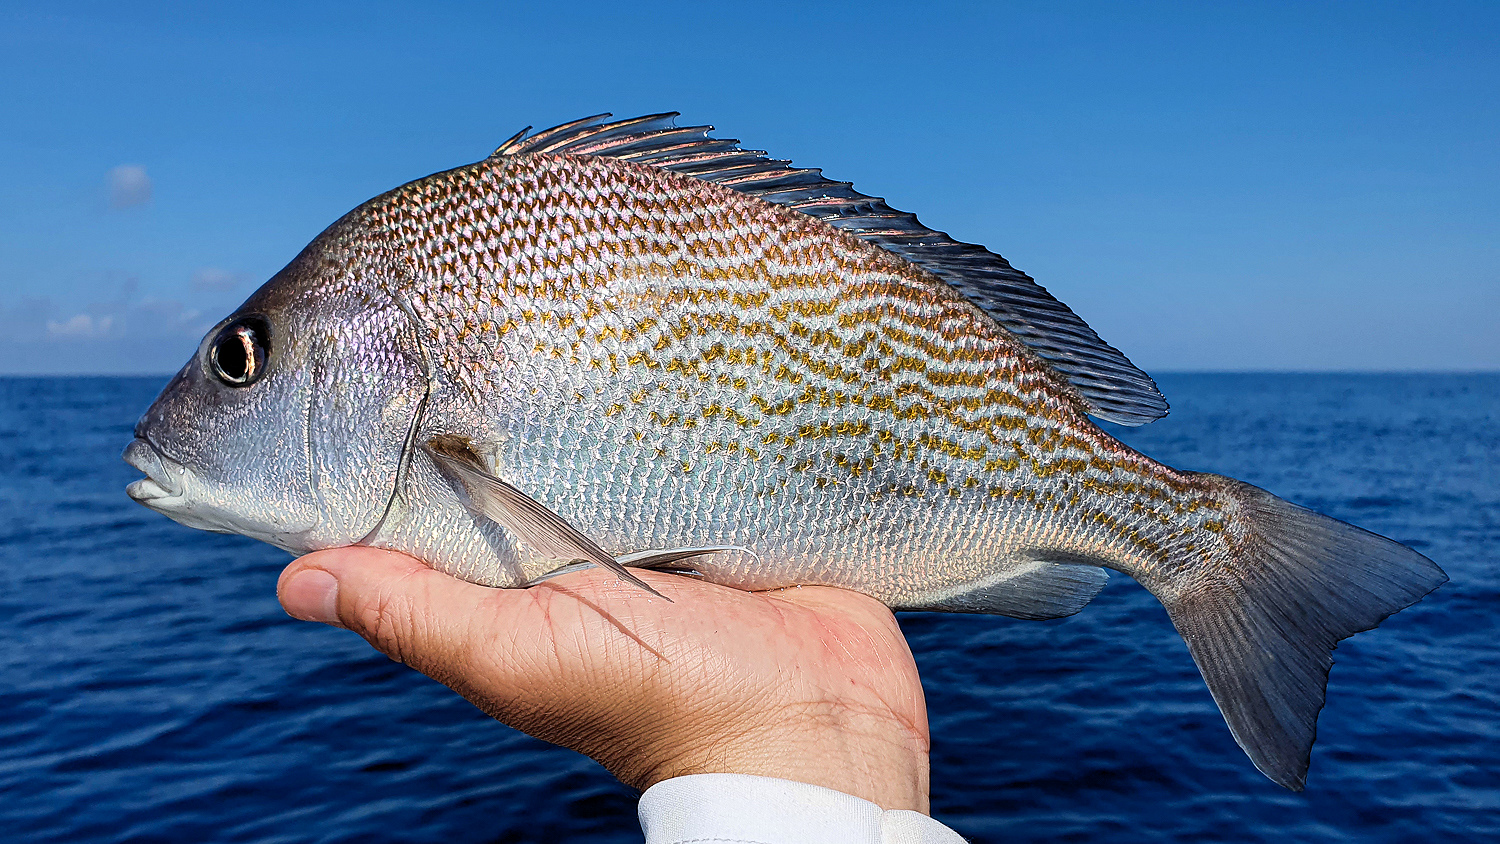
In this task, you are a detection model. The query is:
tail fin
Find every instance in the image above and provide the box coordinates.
[1158,475,1446,790]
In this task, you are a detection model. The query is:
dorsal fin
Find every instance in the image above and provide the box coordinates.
[491,113,1168,425]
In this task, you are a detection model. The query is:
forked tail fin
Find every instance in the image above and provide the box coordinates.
[1158,475,1446,790]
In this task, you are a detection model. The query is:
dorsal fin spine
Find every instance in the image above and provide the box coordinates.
[490,113,1168,425]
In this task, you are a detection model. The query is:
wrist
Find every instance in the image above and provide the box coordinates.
[636,703,931,813]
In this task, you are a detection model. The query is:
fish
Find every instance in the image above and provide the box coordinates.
[124,112,1446,790]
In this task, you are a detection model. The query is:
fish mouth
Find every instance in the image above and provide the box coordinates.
[121,436,246,538]
[123,437,185,506]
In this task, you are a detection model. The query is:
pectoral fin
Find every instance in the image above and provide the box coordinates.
[423,435,669,600]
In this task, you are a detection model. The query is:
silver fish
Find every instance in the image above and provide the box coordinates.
[124,113,1445,790]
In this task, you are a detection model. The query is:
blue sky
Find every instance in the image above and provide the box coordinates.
[1,1,1495,374]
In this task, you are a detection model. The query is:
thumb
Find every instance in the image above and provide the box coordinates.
[277,546,517,677]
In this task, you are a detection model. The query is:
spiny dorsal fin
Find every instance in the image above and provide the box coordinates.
[492,113,1168,425]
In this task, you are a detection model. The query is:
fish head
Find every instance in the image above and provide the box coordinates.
[125,239,430,555]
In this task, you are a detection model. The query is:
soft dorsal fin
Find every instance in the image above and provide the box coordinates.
[492,113,1168,425]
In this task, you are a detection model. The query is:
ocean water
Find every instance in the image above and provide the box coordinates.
[0,373,1494,842]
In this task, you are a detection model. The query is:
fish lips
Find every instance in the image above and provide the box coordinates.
[124,437,183,505]
[123,437,295,544]
[123,437,233,535]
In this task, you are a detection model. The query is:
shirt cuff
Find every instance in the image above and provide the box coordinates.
[637,773,966,844]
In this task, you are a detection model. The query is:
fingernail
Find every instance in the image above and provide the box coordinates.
[282,569,341,625]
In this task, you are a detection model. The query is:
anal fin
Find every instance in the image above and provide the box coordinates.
[909,559,1108,619]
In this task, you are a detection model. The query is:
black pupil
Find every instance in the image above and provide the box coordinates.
[219,330,251,380]
[209,316,269,387]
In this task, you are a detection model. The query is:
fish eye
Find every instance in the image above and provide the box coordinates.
[209,316,271,387]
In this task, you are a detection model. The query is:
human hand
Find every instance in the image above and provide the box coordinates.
[277,548,932,813]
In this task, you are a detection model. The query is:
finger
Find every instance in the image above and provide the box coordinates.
[277,546,530,682]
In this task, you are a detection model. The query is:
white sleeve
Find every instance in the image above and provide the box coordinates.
[637,773,967,844]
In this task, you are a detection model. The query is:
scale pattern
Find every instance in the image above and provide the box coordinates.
[354,152,1232,603]
[491,112,1169,425]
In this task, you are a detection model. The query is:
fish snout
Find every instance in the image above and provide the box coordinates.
[121,435,269,539]
[123,437,183,504]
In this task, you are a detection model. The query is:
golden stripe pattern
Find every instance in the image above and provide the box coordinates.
[352,152,1233,602]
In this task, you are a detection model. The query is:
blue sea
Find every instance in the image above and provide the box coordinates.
[1,374,1495,842]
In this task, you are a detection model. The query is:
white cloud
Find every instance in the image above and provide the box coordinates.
[190,267,244,292]
[46,314,114,337]
[4,290,213,344]
[109,165,152,209]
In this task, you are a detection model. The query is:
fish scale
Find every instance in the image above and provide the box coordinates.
[359,151,1214,600]
[125,113,1445,790]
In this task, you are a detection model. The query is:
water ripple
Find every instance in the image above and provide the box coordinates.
[1,374,1495,842]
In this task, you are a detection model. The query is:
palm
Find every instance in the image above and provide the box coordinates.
[285,549,932,811]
